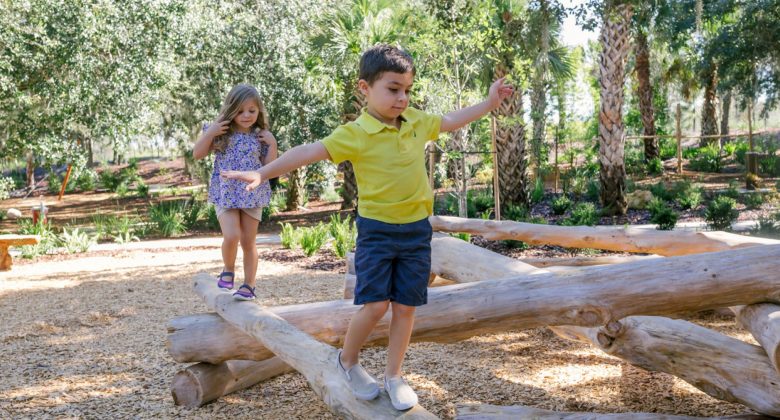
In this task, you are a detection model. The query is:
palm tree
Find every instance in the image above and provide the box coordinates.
[634,28,658,160]
[527,0,574,173]
[597,2,633,216]
[312,0,405,209]
[490,0,531,211]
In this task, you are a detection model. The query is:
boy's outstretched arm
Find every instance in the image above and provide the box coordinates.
[221,142,331,191]
[440,77,514,133]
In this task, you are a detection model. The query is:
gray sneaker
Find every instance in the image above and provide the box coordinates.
[384,376,418,411]
[336,350,379,400]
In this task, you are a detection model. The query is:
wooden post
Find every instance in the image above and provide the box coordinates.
[57,164,73,202]
[676,104,682,174]
[748,101,754,152]
[554,126,559,194]
[490,116,501,220]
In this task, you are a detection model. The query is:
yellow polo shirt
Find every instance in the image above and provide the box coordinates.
[321,107,442,224]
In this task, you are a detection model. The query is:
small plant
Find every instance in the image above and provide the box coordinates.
[722,142,739,157]
[503,204,529,222]
[562,203,599,226]
[299,223,329,257]
[650,181,674,202]
[742,192,765,210]
[646,157,663,175]
[279,222,300,249]
[705,196,739,230]
[746,172,760,190]
[206,204,220,230]
[59,227,98,253]
[675,182,703,210]
[328,214,357,258]
[18,218,58,258]
[0,176,16,200]
[114,230,140,244]
[149,201,187,237]
[450,232,471,242]
[752,216,780,237]
[648,201,678,230]
[531,178,544,204]
[734,141,750,165]
[269,191,287,215]
[181,199,207,229]
[689,144,722,173]
[135,180,149,198]
[723,180,740,199]
[551,195,572,215]
[75,169,98,192]
[470,191,494,216]
[320,185,341,203]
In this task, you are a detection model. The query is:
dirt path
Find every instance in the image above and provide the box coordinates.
[0,245,761,419]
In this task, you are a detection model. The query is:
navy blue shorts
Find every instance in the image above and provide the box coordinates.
[354,215,433,307]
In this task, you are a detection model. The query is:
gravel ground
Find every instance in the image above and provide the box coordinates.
[0,245,762,419]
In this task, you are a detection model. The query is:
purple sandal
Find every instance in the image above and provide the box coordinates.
[217,271,235,291]
[233,284,256,301]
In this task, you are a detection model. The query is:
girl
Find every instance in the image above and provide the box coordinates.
[193,84,277,300]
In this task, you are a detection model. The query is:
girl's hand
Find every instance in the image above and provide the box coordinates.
[205,119,230,138]
[258,130,277,146]
[488,77,515,110]
[221,170,263,191]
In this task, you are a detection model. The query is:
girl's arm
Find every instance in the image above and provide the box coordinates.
[259,130,278,165]
[192,120,230,160]
[222,142,331,191]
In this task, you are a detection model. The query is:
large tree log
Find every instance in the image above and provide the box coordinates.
[456,404,769,419]
[175,245,780,364]
[551,317,780,416]
[193,277,438,419]
[520,254,661,268]
[168,313,271,364]
[430,234,545,281]
[731,304,780,373]
[429,216,780,256]
[171,358,292,408]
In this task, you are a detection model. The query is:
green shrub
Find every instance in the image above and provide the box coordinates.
[551,195,572,215]
[330,217,357,258]
[470,191,494,216]
[562,203,599,226]
[149,201,187,237]
[99,167,121,191]
[585,179,600,202]
[75,169,98,192]
[723,181,740,199]
[279,222,299,249]
[135,180,149,198]
[299,223,329,257]
[0,176,15,200]
[503,204,529,222]
[206,204,220,230]
[659,138,677,160]
[181,199,208,229]
[92,213,140,240]
[675,183,703,210]
[531,178,544,204]
[59,227,98,253]
[47,174,62,194]
[689,144,722,172]
[650,181,674,202]
[722,142,738,157]
[760,154,780,177]
[705,196,739,230]
[742,192,765,210]
[648,201,678,230]
[18,218,58,258]
[752,216,780,237]
[114,230,140,244]
[734,141,750,165]
[647,157,663,175]
[320,186,341,203]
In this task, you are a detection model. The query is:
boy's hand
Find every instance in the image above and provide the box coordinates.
[205,118,230,138]
[221,170,263,191]
[488,77,515,110]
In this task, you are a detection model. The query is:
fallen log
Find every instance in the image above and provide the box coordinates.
[550,317,780,416]
[455,404,770,419]
[171,358,292,408]
[731,304,780,374]
[429,216,779,256]
[167,313,270,364]
[193,278,438,419]
[520,254,661,268]
[430,234,545,281]
[173,245,780,364]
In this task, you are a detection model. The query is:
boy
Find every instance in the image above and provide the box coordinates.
[222,44,513,410]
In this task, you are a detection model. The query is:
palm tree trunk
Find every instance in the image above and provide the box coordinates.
[531,79,547,171]
[26,151,35,189]
[597,3,633,216]
[492,62,530,211]
[286,168,307,211]
[700,64,720,147]
[720,90,731,143]
[634,31,658,161]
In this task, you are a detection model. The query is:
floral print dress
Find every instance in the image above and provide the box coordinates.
[207,129,272,209]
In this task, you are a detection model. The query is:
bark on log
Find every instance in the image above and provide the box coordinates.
[175,245,780,364]
[456,404,770,419]
[731,304,780,373]
[193,277,438,419]
[167,313,272,364]
[550,317,780,416]
[429,216,779,256]
[520,254,661,268]
[171,358,292,408]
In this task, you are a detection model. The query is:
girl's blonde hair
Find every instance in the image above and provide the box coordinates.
[212,84,269,153]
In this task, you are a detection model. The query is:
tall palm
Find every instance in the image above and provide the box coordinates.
[597,2,633,216]
[312,0,405,209]
[490,0,531,211]
[527,0,574,173]
[634,27,658,160]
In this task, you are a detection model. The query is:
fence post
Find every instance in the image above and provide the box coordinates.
[676,104,682,174]
[490,116,501,221]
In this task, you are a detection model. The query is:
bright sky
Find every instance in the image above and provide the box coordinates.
[560,0,598,48]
